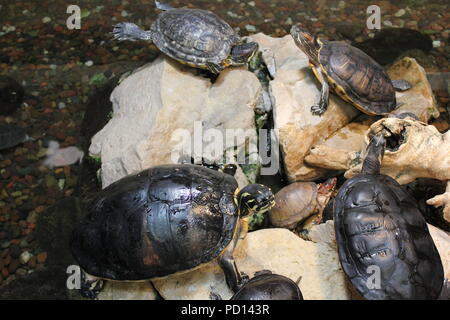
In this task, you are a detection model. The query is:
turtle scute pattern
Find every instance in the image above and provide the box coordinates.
[334,174,444,300]
[152,9,239,65]
[320,42,396,114]
[71,165,240,281]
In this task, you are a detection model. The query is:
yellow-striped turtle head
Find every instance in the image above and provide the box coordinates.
[290,25,321,66]
[237,184,275,217]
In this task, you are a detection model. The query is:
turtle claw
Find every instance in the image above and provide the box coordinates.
[311,104,327,116]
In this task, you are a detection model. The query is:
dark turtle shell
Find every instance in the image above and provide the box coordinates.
[151,9,239,67]
[319,41,397,115]
[0,125,27,150]
[231,273,303,300]
[70,164,239,281]
[334,174,444,300]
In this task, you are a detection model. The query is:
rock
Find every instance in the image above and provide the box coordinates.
[90,57,262,188]
[98,281,158,300]
[305,116,373,171]
[249,33,359,182]
[152,228,353,300]
[19,251,32,265]
[36,252,48,264]
[0,76,24,116]
[388,57,440,122]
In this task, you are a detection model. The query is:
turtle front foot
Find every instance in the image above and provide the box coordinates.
[427,189,450,223]
[112,22,152,42]
[80,272,105,300]
[311,104,327,116]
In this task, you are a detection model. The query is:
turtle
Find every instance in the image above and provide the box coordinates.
[269,178,337,231]
[231,271,303,300]
[333,134,444,300]
[112,1,259,74]
[290,25,412,116]
[0,125,30,150]
[70,164,275,298]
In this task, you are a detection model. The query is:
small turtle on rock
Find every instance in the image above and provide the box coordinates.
[113,1,259,74]
[334,134,444,300]
[270,178,337,232]
[290,25,411,116]
[70,164,275,298]
[0,125,30,150]
[231,271,303,300]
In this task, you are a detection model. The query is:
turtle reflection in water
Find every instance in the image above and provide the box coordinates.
[113,1,258,74]
[70,164,275,298]
[334,134,444,300]
[290,25,411,116]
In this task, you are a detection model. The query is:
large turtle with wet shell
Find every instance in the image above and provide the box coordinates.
[70,164,275,298]
[113,1,259,74]
[290,25,411,116]
[334,134,444,300]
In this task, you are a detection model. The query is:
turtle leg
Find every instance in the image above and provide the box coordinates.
[311,67,330,116]
[206,62,224,74]
[79,271,105,300]
[392,79,412,92]
[112,22,153,42]
[218,219,249,292]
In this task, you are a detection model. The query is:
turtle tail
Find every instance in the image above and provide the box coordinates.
[112,22,153,42]
[361,134,386,175]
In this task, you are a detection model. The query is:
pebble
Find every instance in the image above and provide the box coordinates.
[19,251,32,264]
[85,60,94,67]
[433,40,441,48]
[36,252,48,264]
[42,17,51,23]
[58,102,66,109]
[16,268,27,277]
[245,24,257,32]
[395,9,406,17]
[1,241,10,249]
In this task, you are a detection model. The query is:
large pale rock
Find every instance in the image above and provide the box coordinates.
[152,228,353,300]
[98,281,158,300]
[90,57,262,187]
[388,57,440,122]
[249,33,359,182]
